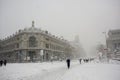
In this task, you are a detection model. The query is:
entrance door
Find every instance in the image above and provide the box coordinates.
[46,53,49,61]
[28,51,36,62]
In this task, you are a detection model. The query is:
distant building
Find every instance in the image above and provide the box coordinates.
[0,21,72,62]
[69,35,86,58]
[107,29,120,59]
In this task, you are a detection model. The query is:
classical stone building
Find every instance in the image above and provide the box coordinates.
[0,21,72,62]
[107,29,120,59]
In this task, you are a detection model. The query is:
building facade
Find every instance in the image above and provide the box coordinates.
[69,35,86,58]
[0,21,72,62]
[107,29,120,59]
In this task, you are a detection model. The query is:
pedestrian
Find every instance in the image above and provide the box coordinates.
[79,59,82,64]
[83,59,86,63]
[66,58,70,69]
[0,60,3,66]
[3,60,7,66]
[86,59,88,63]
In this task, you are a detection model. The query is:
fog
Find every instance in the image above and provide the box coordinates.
[0,0,120,56]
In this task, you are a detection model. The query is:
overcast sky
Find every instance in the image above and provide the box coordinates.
[0,0,120,56]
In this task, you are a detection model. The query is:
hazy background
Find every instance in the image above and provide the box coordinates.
[0,0,120,56]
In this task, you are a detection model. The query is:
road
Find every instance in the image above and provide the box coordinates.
[25,61,80,80]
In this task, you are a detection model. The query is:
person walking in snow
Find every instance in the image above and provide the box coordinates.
[66,58,71,69]
[3,60,7,66]
[79,59,82,64]
[0,60,3,66]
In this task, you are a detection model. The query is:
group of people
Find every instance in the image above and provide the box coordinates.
[0,60,7,66]
[79,58,94,64]
[66,58,94,69]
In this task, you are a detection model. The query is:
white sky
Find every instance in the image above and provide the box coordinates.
[0,0,120,56]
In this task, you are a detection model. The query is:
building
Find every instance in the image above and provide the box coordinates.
[107,29,120,59]
[69,35,86,58]
[0,21,72,62]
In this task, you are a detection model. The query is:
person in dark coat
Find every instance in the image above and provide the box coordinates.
[79,59,82,64]
[83,59,85,63]
[66,59,70,69]
[3,60,7,66]
[0,60,3,66]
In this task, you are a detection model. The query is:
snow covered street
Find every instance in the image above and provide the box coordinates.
[0,60,120,80]
[61,62,120,80]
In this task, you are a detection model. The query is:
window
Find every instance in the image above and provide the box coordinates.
[16,43,19,48]
[46,38,49,41]
[29,36,37,47]
[118,43,120,47]
[46,44,49,48]
[114,43,117,49]
[17,37,19,40]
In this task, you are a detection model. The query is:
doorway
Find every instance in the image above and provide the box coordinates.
[28,51,36,62]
